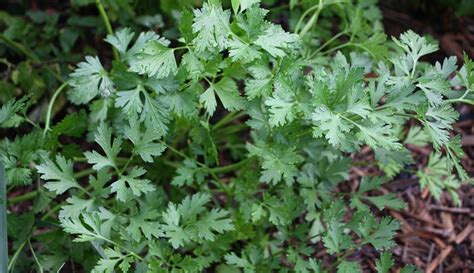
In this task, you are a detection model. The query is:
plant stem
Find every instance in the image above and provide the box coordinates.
[0,34,40,63]
[210,157,255,174]
[299,0,323,38]
[214,123,248,136]
[213,111,246,130]
[28,240,44,273]
[96,0,119,61]
[309,30,347,58]
[9,191,37,204]
[160,141,232,195]
[9,168,95,205]
[43,82,69,138]
[8,240,28,272]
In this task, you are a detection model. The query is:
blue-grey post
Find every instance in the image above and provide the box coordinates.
[0,164,6,272]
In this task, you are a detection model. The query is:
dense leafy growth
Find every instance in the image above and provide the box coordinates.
[1,0,473,272]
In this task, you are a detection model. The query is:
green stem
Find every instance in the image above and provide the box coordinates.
[28,240,44,273]
[322,42,351,55]
[0,34,40,63]
[43,82,69,138]
[309,30,348,58]
[295,4,321,34]
[213,111,246,130]
[96,0,119,61]
[447,89,472,104]
[8,168,95,205]
[214,123,248,136]
[210,157,254,174]
[160,141,232,195]
[9,191,37,204]
[299,0,323,38]
[8,240,28,272]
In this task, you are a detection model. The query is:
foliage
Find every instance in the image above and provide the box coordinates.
[1,0,473,272]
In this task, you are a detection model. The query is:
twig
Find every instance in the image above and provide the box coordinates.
[454,224,472,244]
[429,205,472,214]
[425,246,453,273]
[96,0,119,61]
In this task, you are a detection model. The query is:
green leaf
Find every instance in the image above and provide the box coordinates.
[416,152,460,203]
[200,77,245,115]
[127,209,163,241]
[248,141,303,185]
[254,24,298,57]
[404,126,430,146]
[105,27,134,54]
[161,193,234,248]
[375,252,394,273]
[352,176,406,211]
[225,252,256,272]
[192,2,231,52]
[142,93,170,136]
[68,56,115,104]
[50,110,88,138]
[36,155,79,195]
[128,39,177,79]
[265,95,296,127]
[357,216,399,250]
[171,159,206,187]
[124,119,166,162]
[312,107,352,148]
[323,219,353,254]
[59,196,94,219]
[337,261,361,273]
[363,194,406,211]
[392,30,438,73]
[0,97,28,128]
[423,104,458,149]
[84,123,122,171]
[110,167,155,202]
[375,148,414,178]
